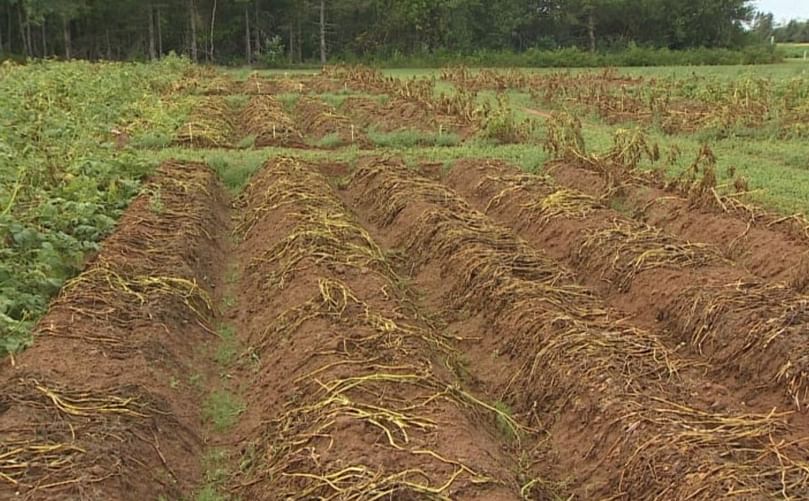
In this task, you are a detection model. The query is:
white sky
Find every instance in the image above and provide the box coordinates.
[756,0,809,22]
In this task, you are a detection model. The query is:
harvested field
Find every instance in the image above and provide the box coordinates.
[0,161,227,499]
[445,159,809,410]
[10,63,809,500]
[338,157,809,498]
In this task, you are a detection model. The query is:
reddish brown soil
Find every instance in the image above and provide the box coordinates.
[445,158,809,414]
[338,157,809,499]
[11,151,809,499]
[0,161,228,500]
[222,158,529,499]
[549,161,809,291]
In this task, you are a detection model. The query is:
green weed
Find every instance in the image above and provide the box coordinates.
[215,324,239,367]
[314,132,345,149]
[203,390,245,432]
[493,400,518,441]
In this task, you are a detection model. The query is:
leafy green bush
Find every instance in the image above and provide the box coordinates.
[0,57,189,353]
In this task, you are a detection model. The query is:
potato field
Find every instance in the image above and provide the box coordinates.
[2,60,809,500]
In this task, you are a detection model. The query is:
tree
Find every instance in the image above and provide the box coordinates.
[0,0,779,64]
[319,0,325,64]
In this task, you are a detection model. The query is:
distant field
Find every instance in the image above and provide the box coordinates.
[781,42,809,59]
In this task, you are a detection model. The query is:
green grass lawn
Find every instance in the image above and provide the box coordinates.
[780,43,809,60]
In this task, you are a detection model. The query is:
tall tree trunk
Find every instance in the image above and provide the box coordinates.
[62,15,71,59]
[25,14,32,57]
[244,4,251,63]
[41,21,47,57]
[288,22,294,63]
[319,0,326,65]
[254,0,261,54]
[7,6,13,55]
[189,0,198,62]
[209,0,217,62]
[106,29,112,59]
[148,3,156,60]
[17,4,29,57]
[157,6,163,57]
[0,5,4,56]
[587,10,596,53]
[296,15,302,63]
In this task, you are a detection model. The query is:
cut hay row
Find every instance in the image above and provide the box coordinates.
[173,97,236,148]
[294,96,366,146]
[228,157,543,499]
[0,161,225,499]
[343,157,809,499]
[240,95,304,148]
[548,160,809,291]
[446,159,809,410]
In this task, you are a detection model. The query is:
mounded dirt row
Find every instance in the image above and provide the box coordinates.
[294,96,368,146]
[446,159,809,412]
[340,158,809,499]
[174,95,366,149]
[548,161,809,291]
[224,157,535,499]
[174,97,237,148]
[241,95,304,148]
[339,96,471,139]
[0,162,227,499]
[199,73,346,96]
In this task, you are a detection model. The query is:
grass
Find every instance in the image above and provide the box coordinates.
[494,401,518,441]
[780,43,809,60]
[314,132,346,148]
[368,128,461,148]
[570,113,809,214]
[275,92,300,110]
[195,449,234,501]
[203,390,245,432]
[215,324,239,367]
[382,62,809,81]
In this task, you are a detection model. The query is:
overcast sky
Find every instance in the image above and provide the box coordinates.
[756,0,809,21]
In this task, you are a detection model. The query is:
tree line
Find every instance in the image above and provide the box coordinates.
[0,0,783,64]
[752,13,809,43]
